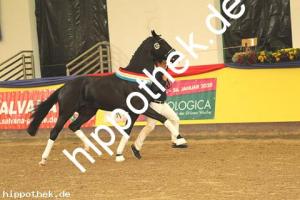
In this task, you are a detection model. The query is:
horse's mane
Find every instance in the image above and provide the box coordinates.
[125,37,155,74]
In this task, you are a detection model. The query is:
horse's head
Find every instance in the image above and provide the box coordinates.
[150,30,175,64]
[126,30,176,74]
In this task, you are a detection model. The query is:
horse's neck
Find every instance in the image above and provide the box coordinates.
[126,55,154,73]
[125,38,154,74]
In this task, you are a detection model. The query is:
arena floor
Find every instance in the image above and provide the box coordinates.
[1,123,300,200]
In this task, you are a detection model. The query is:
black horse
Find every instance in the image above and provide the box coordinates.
[27,31,187,165]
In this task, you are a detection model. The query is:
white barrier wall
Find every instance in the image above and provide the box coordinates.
[107,0,300,70]
[0,0,40,77]
[107,0,224,70]
[291,0,300,48]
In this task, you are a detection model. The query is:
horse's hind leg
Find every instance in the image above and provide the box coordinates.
[40,91,77,166]
[39,112,74,166]
[68,107,97,151]
[39,79,85,166]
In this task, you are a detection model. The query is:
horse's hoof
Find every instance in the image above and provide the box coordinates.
[39,159,47,166]
[115,154,125,162]
[131,144,142,159]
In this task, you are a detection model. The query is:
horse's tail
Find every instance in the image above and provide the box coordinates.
[27,87,62,136]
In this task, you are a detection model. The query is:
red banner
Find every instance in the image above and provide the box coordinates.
[167,78,217,96]
[0,89,95,130]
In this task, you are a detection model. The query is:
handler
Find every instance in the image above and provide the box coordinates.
[131,60,187,159]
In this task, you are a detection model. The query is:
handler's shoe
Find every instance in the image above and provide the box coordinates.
[115,154,125,162]
[131,144,142,160]
[172,143,188,148]
[173,135,188,148]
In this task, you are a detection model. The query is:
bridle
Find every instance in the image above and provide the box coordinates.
[164,48,175,60]
[155,37,175,60]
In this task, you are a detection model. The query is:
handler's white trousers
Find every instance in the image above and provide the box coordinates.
[134,102,180,150]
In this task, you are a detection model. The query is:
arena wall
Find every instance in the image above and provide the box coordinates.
[0,0,299,126]
[1,66,299,128]
[97,67,300,125]
[175,67,300,124]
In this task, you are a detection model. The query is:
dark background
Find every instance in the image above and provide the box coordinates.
[36,0,109,77]
[221,0,293,63]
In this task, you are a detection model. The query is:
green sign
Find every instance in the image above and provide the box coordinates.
[167,91,216,120]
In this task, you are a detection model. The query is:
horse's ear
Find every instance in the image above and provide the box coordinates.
[151,30,159,37]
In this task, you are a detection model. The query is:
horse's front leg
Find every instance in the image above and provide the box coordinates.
[115,136,129,162]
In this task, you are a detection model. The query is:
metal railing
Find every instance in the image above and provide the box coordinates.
[66,41,112,76]
[0,51,35,81]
